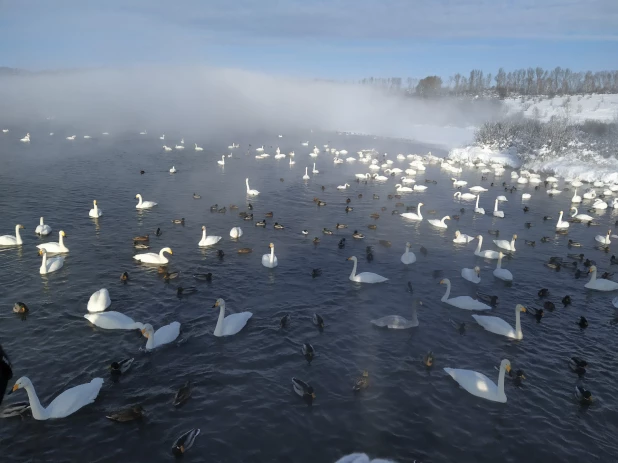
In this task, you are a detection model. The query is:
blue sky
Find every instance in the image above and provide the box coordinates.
[1,0,616,80]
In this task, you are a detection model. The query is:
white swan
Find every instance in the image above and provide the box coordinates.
[337,183,350,190]
[303,167,310,180]
[160,134,165,140]
[493,198,504,218]
[175,144,184,150]
[218,155,225,166]
[37,230,68,253]
[439,278,491,310]
[461,266,481,284]
[592,199,608,210]
[522,193,531,200]
[595,230,611,245]
[493,234,516,252]
[572,188,582,203]
[312,162,319,174]
[347,256,388,283]
[20,133,30,142]
[89,200,102,218]
[556,210,569,229]
[413,184,427,191]
[256,145,264,152]
[262,243,278,268]
[493,252,513,281]
[570,207,593,222]
[230,227,243,239]
[401,203,423,221]
[169,166,177,173]
[396,183,413,192]
[289,157,295,165]
[8,377,103,420]
[444,359,511,403]
[163,145,172,151]
[585,266,618,291]
[371,300,420,329]
[133,247,172,264]
[39,249,64,274]
[135,194,157,209]
[469,186,488,193]
[87,288,111,313]
[141,322,181,351]
[400,242,416,264]
[453,231,475,244]
[246,178,260,196]
[35,217,52,236]
[199,226,222,246]
[474,235,500,259]
[212,298,252,337]
[428,215,450,229]
[472,304,525,340]
[0,224,24,246]
[474,195,485,214]
[454,191,476,200]
[84,311,144,330]
[195,143,203,151]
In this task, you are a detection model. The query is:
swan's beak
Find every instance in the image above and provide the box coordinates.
[169,250,173,255]
[213,300,219,307]
[38,249,43,256]
[439,279,444,284]
[8,383,19,394]
[19,225,24,229]
[521,307,527,312]
[140,328,148,337]
[505,364,511,373]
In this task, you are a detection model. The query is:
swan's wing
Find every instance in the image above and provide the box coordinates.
[84,312,138,330]
[443,368,497,397]
[357,272,388,283]
[448,296,491,311]
[400,213,419,220]
[222,312,253,336]
[47,378,104,419]
[48,257,64,272]
[335,454,371,463]
[371,315,415,329]
[154,321,181,345]
[471,315,514,337]
[87,289,110,312]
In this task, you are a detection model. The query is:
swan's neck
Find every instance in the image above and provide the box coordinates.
[441,216,447,225]
[349,258,358,279]
[515,309,522,337]
[590,268,597,282]
[146,332,155,350]
[496,254,502,269]
[59,234,64,247]
[270,246,275,263]
[202,229,207,241]
[558,211,563,223]
[475,195,480,208]
[494,199,498,212]
[572,208,577,217]
[159,249,167,258]
[39,217,44,226]
[41,252,47,269]
[475,236,483,253]
[510,238,515,251]
[410,304,419,325]
[214,305,226,336]
[24,383,48,420]
[441,281,451,301]
[137,196,142,206]
[305,167,308,175]
[246,179,250,190]
[417,204,422,218]
[497,363,507,399]
[15,226,22,243]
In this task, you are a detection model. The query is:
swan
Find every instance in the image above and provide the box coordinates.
[8,377,103,420]
[218,155,225,166]
[0,224,24,246]
[572,188,582,203]
[20,133,30,142]
[474,235,500,259]
[39,249,64,274]
[87,288,111,313]
[583,189,596,200]
[133,247,172,264]
[461,266,481,284]
[454,191,476,200]
[371,300,420,329]
[472,304,525,340]
[444,359,511,403]
[199,226,222,246]
[89,200,102,217]
[469,186,488,193]
[453,231,475,244]
[337,183,350,190]
[400,203,423,221]
[303,167,310,180]
[141,322,181,351]
[256,145,264,152]
[493,234,516,252]
[474,195,485,214]
[160,134,165,140]
[169,166,177,173]
[554,210,570,229]
[37,230,68,253]
[195,143,203,151]
[163,145,172,151]
[440,278,491,310]
[312,162,319,174]
[212,298,252,337]
[522,193,531,200]
[135,194,157,209]
[595,230,611,245]
[584,265,618,291]
[395,183,413,192]
[493,252,513,281]
[400,242,416,264]
[35,217,52,236]
[493,198,504,218]
[570,207,593,222]
[66,135,76,140]
[246,178,260,196]
[230,227,243,239]
[84,312,144,330]
[592,199,608,210]
[262,243,278,268]
[428,215,450,229]
[347,256,388,283]
[413,184,427,191]
[452,178,468,187]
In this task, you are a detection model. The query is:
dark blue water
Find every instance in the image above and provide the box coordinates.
[0,129,617,463]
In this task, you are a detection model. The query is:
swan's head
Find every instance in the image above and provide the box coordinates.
[512,234,518,240]
[500,359,512,374]
[474,266,480,275]
[212,298,225,308]
[439,279,448,285]
[455,231,461,237]
[60,231,66,237]
[418,202,423,206]
[516,304,527,313]
[38,248,46,256]
[476,235,482,239]
[8,376,32,395]
[17,224,24,229]
[141,323,154,338]
[162,247,173,255]
[588,265,597,273]
[269,243,274,248]
[135,194,141,199]
[444,216,451,221]
[201,226,206,231]
[406,242,411,248]
[347,256,357,262]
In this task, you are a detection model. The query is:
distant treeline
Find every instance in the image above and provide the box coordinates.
[360,67,618,98]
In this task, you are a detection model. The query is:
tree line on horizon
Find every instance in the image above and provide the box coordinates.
[360,67,618,98]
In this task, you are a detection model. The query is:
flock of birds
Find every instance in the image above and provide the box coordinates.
[3,128,618,460]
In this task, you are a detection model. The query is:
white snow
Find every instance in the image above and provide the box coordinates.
[448,145,521,168]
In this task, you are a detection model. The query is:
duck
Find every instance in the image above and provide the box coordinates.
[493,252,513,281]
[255,219,266,227]
[212,298,252,337]
[439,278,491,310]
[569,357,587,376]
[193,273,213,281]
[172,428,201,457]
[37,230,69,253]
[198,226,222,247]
[13,302,29,314]
[86,288,111,313]
[474,235,500,259]
[401,242,417,264]
[443,359,511,403]
[311,268,322,278]
[556,210,570,229]
[336,223,347,229]
[0,224,24,246]
[400,202,423,221]
[428,215,450,229]
[423,352,434,367]
[141,322,181,351]
[585,266,618,291]
[8,376,103,420]
[35,217,52,236]
[280,314,291,329]
[173,380,193,407]
[352,230,365,239]
[262,243,278,268]
[237,248,252,254]
[106,405,145,422]
[493,234,516,252]
[109,358,134,375]
[472,304,526,340]
[347,256,388,283]
[322,228,333,235]
[38,249,64,274]
[371,299,421,329]
[338,238,346,249]
[575,386,593,404]
[568,239,582,247]
[353,371,369,392]
[461,266,481,284]
[562,295,572,306]
[274,222,285,230]
[193,193,201,199]
[292,378,315,404]
[453,231,475,244]
[302,343,315,362]
[120,272,130,283]
[312,313,325,329]
[134,247,172,264]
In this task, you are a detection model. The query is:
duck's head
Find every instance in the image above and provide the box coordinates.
[13,302,28,313]
[424,352,434,367]
[140,324,154,338]
[212,298,225,308]
[8,376,32,395]
[109,362,121,373]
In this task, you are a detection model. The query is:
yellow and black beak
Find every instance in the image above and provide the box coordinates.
[212,300,220,308]
[8,383,19,395]
[141,328,148,338]
[506,364,512,373]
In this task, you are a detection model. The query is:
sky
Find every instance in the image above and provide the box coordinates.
[0,0,617,80]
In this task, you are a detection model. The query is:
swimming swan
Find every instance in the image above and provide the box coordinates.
[570,207,593,222]
[493,252,513,281]
[195,143,203,151]
[0,224,24,246]
[474,235,500,260]
[443,359,511,403]
[36,230,68,253]
[39,249,64,274]
[585,265,618,291]
[493,234,516,252]
[474,195,485,214]
[89,200,102,217]
[400,242,416,264]
[453,231,475,244]
[472,304,525,340]
[8,376,103,420]
[371,299,420,329]
[218,155,225,166]
[84,311,144,330]
[133,247,172,264]
[595,230,611,245]
[135,194,157,209]
[400,203,423,221]
[439,278,491,310]
[428,215,450,229]
[141,322,181,351]
[246,178,260,196]
[454,191,477,200]
[347,256,388,283]
[198,226,222,247]
[556,210,569,229]
[493,198,504,218]
[303,167,310,180]
[87,288,111,313]
[461,266,481,283]
[230,227,243,238]
[262,243,278,268]
[212,298,252,337]
[35,217,52,236]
